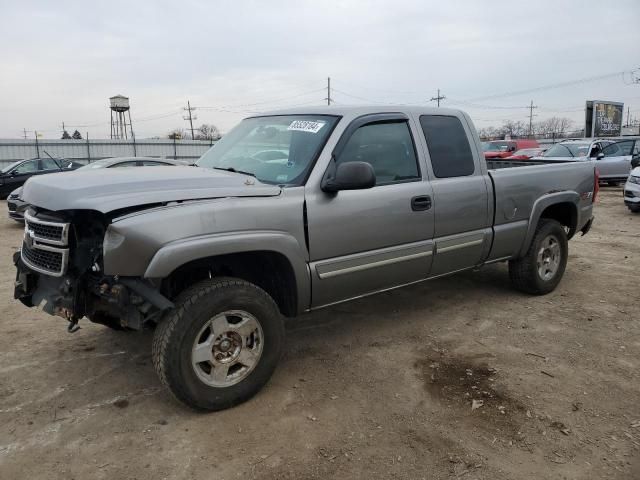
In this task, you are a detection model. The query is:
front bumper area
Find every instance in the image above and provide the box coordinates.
[14,252,173,330]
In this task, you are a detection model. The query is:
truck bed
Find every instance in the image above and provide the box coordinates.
[485,160,595,261]
[486,158,576,170]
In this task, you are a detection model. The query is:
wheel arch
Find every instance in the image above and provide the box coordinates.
[518,193,579,257]
[145,232,310,316]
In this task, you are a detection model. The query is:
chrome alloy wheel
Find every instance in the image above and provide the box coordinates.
[191,310,263,387]
[536,234,561,281]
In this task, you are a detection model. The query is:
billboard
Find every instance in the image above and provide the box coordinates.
[585,100,624,137]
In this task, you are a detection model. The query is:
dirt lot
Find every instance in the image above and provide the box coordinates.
[0,187,638,480]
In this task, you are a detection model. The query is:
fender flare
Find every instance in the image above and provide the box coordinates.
[144,230,310,312]
[518,192,579,258]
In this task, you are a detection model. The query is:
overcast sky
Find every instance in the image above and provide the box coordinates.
[1,0,639,139]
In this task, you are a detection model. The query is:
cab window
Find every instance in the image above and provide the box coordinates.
[335,121,420,185]
[419,115,475,178]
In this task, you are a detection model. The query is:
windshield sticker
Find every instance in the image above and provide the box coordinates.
[287,120,326,134]
[276,174,289,182]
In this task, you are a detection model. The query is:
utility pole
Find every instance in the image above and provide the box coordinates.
[22,128,28,139]
[183,101,197,139]
[430,89,445,107]
[34,131,40,157]
[528,100,538,137]
[627,106,630,126]
[325,77,332,106]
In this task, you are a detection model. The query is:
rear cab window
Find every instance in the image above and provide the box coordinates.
[419,115,475,178]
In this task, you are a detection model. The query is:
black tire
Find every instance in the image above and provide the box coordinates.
[509,219,568,295]
[152,277,285,411]
[629,206,640,214]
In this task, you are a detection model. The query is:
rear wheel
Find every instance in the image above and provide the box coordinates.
[629,205,640,214]
[152,277,285,411]
[509,219,568,295]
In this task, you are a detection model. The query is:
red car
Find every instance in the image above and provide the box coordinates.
[505,147,548,160]
[483,139,540,159]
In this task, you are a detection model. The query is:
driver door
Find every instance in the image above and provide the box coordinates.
[305,114,435,308]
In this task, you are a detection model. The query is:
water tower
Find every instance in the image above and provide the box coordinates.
[110,95,134,139]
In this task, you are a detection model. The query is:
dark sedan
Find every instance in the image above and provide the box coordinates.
[0,157,82,198]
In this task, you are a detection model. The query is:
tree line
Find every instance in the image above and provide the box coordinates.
[61,130,84,139]
[167,124,222,141]
[477,117,582,140]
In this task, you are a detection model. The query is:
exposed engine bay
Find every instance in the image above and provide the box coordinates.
[14,207,171,331]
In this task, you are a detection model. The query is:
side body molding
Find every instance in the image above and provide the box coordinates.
[144,231,311,312]
[518,191,579,257]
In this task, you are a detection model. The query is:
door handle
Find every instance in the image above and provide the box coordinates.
[411,195,432,211]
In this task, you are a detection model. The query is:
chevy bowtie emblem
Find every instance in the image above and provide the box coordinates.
[24,229,35,249]
[244,178,255,186]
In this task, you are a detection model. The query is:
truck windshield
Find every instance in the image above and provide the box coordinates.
[197,115,339,185]
[543,143,590,158]
[483,141,513,152]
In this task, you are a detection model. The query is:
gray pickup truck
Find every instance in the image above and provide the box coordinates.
[14,106,596,410]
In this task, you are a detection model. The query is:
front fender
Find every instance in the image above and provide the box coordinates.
[518,192,579,257]
[143,230,310,310]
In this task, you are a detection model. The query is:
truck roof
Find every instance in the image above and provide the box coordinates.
[263,105,465,117]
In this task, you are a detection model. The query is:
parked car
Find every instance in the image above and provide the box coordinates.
[77,156,186,170]
[624,163,640,213]
[596,138,640,185]
[536,138,639,185]
[483,139,539,159]
[14,106,596,411]
[0,157,82,198]
[505,147,548,160]
[7,187,28,222]
[6,157,183,221]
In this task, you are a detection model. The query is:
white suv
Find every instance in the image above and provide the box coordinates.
[624,156,640,213]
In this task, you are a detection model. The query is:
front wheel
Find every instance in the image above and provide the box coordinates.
[152,278,285,411]
[509,219,568,295]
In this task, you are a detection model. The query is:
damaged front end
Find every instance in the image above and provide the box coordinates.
[14,208,172,331]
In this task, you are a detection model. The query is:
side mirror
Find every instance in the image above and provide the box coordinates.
[631,155,640,169]
[321,161,376,193]
[9,170,17,176]
[596,152,605,160]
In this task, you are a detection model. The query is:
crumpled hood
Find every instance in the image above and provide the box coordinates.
[22,166,281,213]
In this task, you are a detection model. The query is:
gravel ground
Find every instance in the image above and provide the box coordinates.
[0,187,639,480]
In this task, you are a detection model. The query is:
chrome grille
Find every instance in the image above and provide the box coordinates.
[22,242,67,275]
[24,211,69,245]
[21,211,70,277]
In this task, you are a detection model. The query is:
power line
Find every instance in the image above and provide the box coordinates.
[460,70,629,103]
